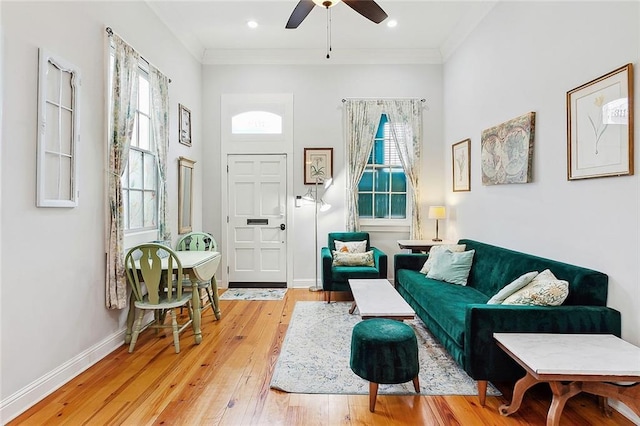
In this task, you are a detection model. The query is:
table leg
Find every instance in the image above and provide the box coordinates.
[547,381,582,426]
[190,277,202,344]
[349,301,358,315]
[211,276,221,320]
[581,381,640,419]
[124,291,136,344]
[499,371,539,416]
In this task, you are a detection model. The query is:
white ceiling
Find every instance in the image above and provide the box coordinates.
[147,0,497,64]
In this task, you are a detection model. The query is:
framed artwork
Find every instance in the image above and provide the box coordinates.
[178,157,195,234]
[179,103,192,147]
[452,139,471,192]
[567,63,634,180]
[304,148,333,184]
[481,112,536,185]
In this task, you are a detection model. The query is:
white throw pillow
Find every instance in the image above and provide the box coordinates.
[426,249,475,286]
[334,240,367,254]
[502,269,569,306]
[419,244,466,274]
[332,250,375,267]
[487,271,539,305]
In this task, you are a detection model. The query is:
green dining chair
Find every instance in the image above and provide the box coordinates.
[124,243,194,354]
[176,232,221,320]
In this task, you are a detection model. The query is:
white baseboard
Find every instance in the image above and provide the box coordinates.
[0,328,125,423]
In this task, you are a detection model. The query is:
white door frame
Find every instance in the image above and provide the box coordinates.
[220,94,294,288]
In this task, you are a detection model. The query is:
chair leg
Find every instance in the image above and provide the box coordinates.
[477,380,488,407]
[170,309,180,354]
[129,309,144,353]
[413,376,420,393]
[369,382,379,412]
[326,291,331,303]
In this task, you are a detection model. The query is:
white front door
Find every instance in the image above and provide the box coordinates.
[227,154,287,286]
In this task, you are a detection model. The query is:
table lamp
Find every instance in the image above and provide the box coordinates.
[428,206,446,242]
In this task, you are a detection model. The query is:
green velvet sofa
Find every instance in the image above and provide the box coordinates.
[321,232,388,302]
[394,239,622,404]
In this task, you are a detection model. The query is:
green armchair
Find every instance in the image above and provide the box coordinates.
[321,232,388,303]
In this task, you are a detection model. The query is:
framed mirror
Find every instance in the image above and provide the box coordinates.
[178,157,195,234]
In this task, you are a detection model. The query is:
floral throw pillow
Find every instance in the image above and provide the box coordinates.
[334,240,367,253]
[332,250,375,267]
[502,269,569,306]
[419,244,466,274]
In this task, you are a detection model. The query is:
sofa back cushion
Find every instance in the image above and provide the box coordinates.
[458,239,608,306]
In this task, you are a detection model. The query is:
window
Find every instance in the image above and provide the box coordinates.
[358,114,409,222]
[110,54,158,232]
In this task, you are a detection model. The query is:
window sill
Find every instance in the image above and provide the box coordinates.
[359,222,410,233]
[124,229,160,250]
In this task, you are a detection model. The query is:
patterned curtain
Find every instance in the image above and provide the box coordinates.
[106,34,139,309]
[383,100,424,239]
[344,100,384,231]
[150,68,171,242]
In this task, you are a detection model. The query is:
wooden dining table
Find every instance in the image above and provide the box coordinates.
[125,250,221,345]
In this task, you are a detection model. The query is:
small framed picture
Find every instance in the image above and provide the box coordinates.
[452,139,471,192]
[179,103,192,147]
[304,148,333,184]
[567,63,634,180]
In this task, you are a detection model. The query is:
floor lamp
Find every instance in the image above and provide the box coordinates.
[302,177,332,292]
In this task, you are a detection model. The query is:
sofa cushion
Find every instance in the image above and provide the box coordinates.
[502,269,569,306]
[396,269,488,347]
[332,265,380,282]
[487,271,539,304]
[332,250,374,266]
[426,250,475,286]
[419,244,466,274]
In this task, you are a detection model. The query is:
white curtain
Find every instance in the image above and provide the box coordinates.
[383,99,423,239]
[106,34,139,309]
[344,100,384,231]
[150,68,171,242]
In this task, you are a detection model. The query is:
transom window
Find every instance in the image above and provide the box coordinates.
[358,114,408,220]
[117,59,158,232]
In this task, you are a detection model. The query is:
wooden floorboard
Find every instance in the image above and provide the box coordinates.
[8,289,635,425]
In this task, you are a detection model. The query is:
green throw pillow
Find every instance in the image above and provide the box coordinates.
[332,250,375,267]
[487,271,539,304]
[426,249,475,285]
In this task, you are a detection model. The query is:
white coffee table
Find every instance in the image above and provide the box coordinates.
[348,279,415,320]
[494,333,640,426]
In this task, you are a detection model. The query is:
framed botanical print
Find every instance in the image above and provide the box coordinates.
[179,103,192,147]
[304,148,333,184]
[452,139,471,192]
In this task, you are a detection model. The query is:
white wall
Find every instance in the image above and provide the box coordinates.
[201,64,446,286]
[444,2,639,343]
[0,1,202,420]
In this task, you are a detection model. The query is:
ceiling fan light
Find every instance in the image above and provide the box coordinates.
[312,0,340,8]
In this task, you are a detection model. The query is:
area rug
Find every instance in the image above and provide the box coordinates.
[219,288,287,301]
[270,302,501,396]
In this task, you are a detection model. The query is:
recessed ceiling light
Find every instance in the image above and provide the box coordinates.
[387,19,398,28]
[247,20,258,29]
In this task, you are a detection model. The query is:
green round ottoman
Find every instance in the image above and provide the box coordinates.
[350,318,420,412]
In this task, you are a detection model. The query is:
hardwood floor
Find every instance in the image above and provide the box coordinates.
[10,289,634,425]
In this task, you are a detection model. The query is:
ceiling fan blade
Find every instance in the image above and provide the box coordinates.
[286,0,316,29]
[343,0,388,24]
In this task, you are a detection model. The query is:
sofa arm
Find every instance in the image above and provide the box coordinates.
[371,247,388,278]
[464,304,622,381]
[393,254,428,281]
[321,247,333,289]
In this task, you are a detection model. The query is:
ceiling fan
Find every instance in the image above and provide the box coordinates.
[285,0,388,29]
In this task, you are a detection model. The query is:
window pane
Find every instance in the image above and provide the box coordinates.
[121,163,129,188]
[123,190,129,229]
[44,153,61,199]
[358,193,373,218]
[129,150,143,189]
[45,102,60,152]
[60,108,73,155]
[374,194,389,218]
[232,110,282,134]
[374,168,389,192]
[390,169,407,192]
[60,70,73,109]
[144,191,157,227]
[372,140,385,165]
[359,169,373,191]
[130,118,138,147]
[46,62,60,102]
[390,194,407,218]
[138,76,150,115]
[129,190,143,229]
[138,115,150,151]
[143,153,156,190]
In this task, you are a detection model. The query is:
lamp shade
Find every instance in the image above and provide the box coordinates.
[428,206,446,220]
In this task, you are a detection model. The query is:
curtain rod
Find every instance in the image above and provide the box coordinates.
[342,98,426,103]
[105,27,172,83]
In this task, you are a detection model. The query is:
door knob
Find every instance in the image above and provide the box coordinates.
[280,223,286,230]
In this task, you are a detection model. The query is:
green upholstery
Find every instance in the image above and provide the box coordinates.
[321,232,388,302]
[124,243,194,354]
[176,232,221,320]
[394,239,622,400]
[350,318,420,412]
